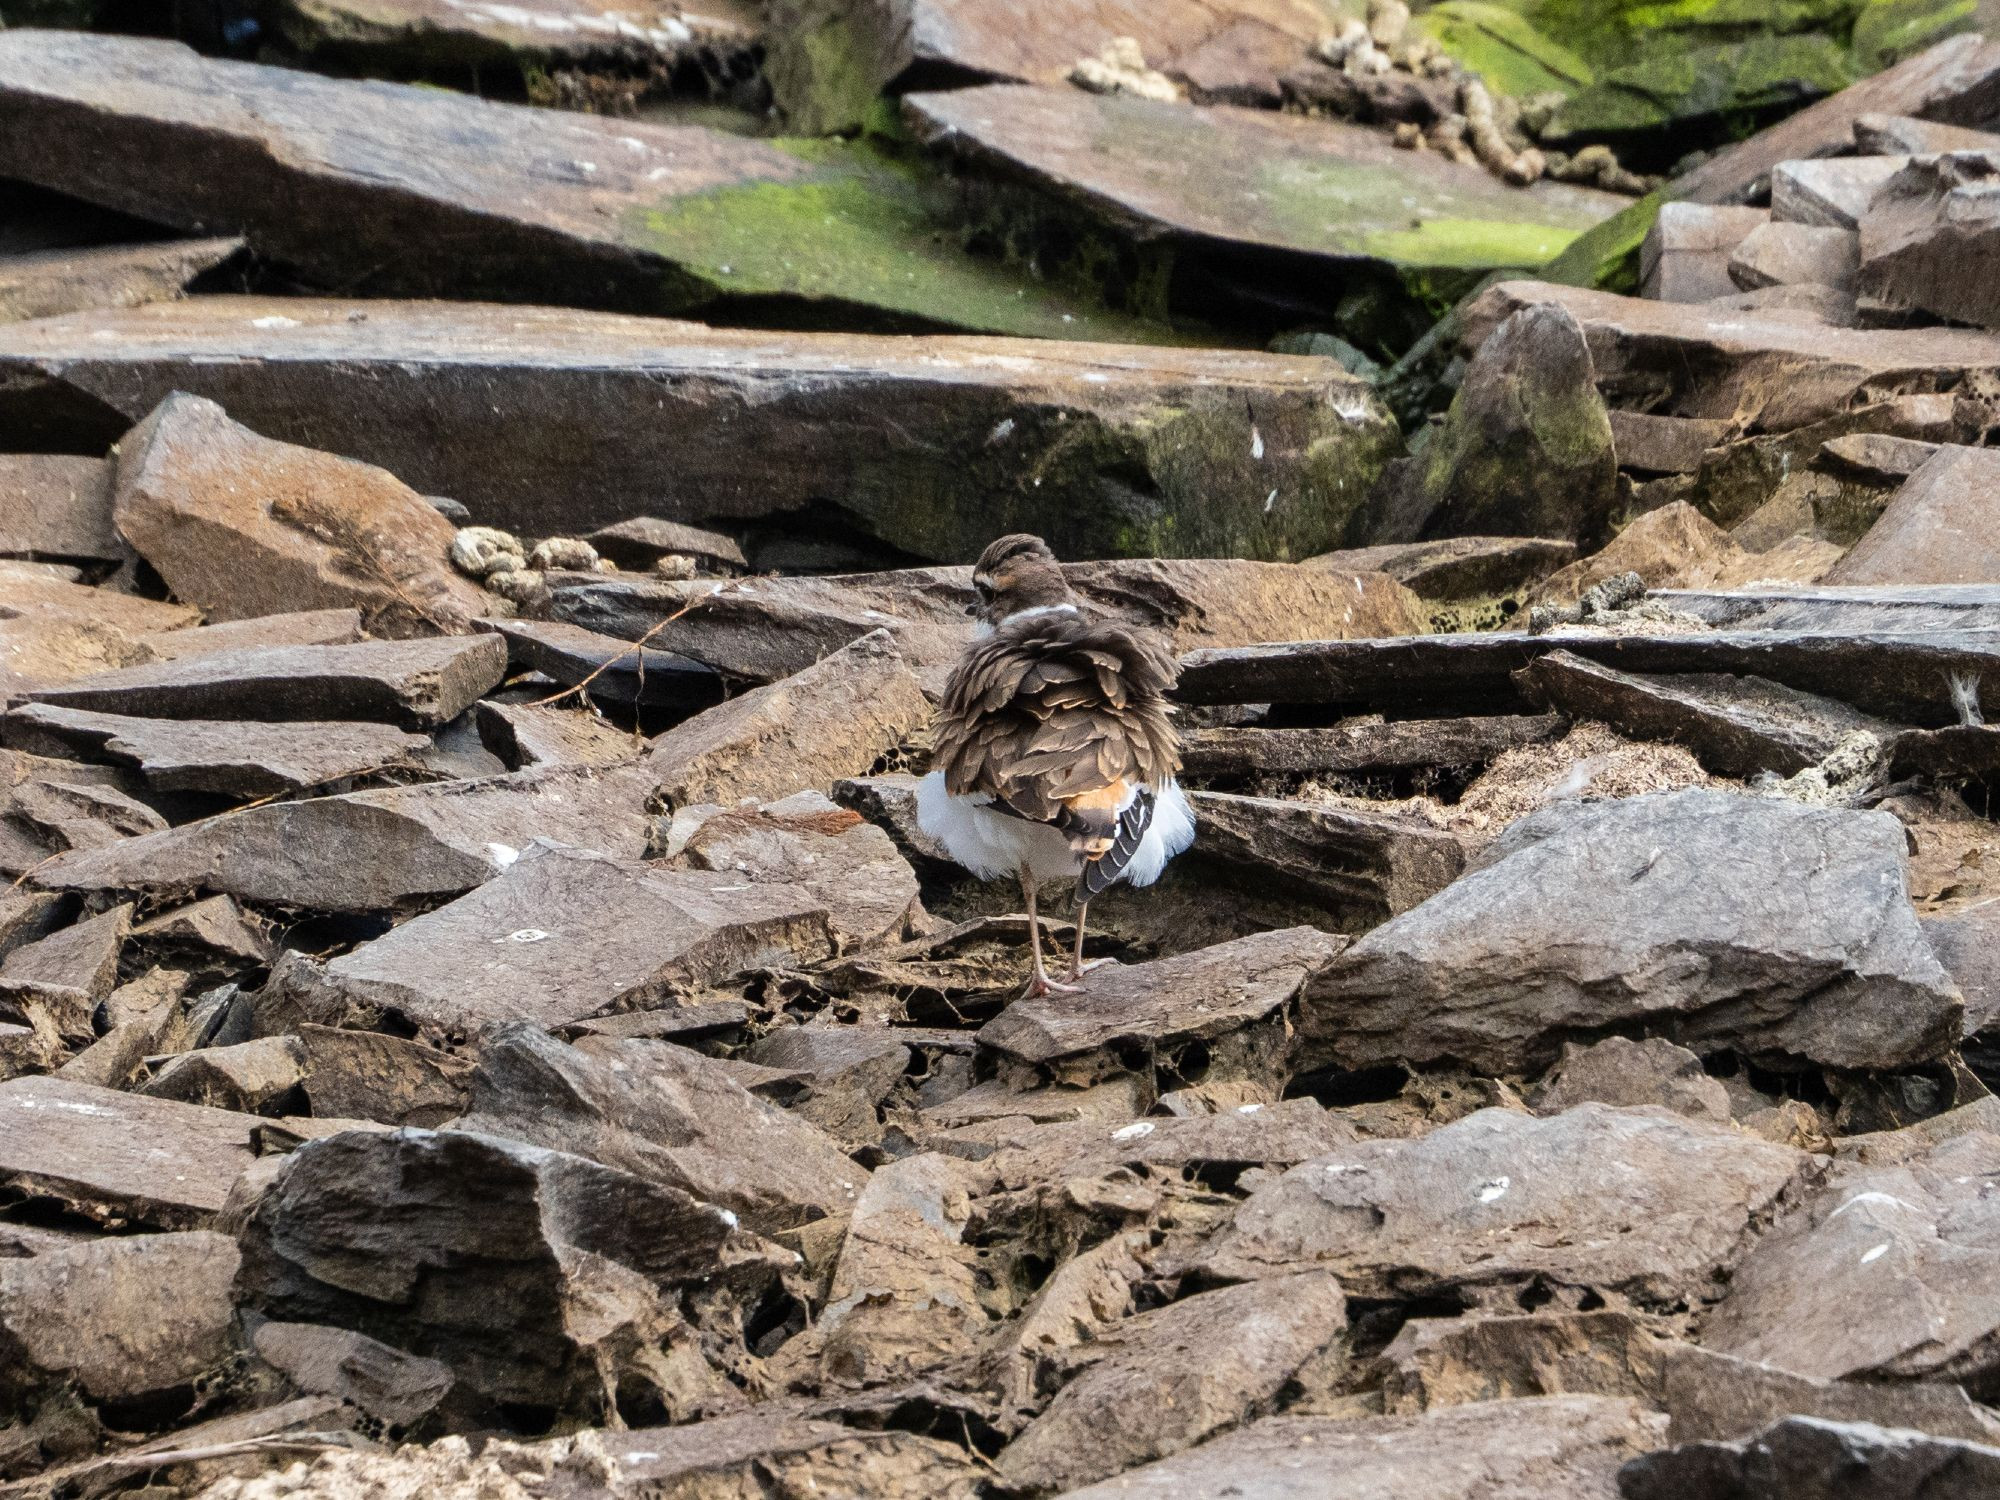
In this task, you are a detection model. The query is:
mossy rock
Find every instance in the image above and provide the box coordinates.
[629,136,1183,344]
[1550,32,1858,137]
[1851,0,1981,71]
[1538,190,1660,292]
[1415,1,1596,98]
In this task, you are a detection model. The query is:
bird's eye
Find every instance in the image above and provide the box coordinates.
[974,579,993,598]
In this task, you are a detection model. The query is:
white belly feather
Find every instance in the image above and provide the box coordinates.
[916,771,1195,890]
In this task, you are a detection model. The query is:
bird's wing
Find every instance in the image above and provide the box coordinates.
[933,613,1180,834]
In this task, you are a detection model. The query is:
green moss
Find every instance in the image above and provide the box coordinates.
[1538,190,1659,291]
[1851,0,1979,69]
[626,138,1179,341]
[1553,32,1857,135]
[1415,2,1596,98]
[1358,216,1590,272]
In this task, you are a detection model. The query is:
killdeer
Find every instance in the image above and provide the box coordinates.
[917,534,1196,996]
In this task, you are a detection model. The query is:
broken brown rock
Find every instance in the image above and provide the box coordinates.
[0,455,122,568]
[294,841,831,1038]
[1199,1104,1815,1307]
[250,1320,454,1432]
[141,1035,306,1114]
[292,1024,471,1128]
[235,1126,792,1417]
[995,1273,1348,1492]
[1640,203,1769,302]
[1185,791,1465,925]
[0,236,239,324]
[113,393,490,638]
[647,630,927,811]
[978,927,1342,1078]
[1532,1037,1730,1123]
[1,702,429,797]
[0,1075,256,1227]
[1829,445,2000,587]
[1059,1395,1665,1499]
[0,1231,240,1406]
[456,1023,867,1234]
[1179,715,1566,782]
[18,634,505,728]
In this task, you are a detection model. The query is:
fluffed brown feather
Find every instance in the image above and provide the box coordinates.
[932,610,1180,824]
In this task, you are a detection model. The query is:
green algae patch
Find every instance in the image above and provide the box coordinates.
[1553,32,1857,136]
[1852,0,1979,70]
[627,139,1180,342]
[1358,216,1589,274]
[1415,2,1596,99]
[1538,190,1659,292]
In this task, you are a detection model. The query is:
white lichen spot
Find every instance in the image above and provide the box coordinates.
[1264,488,1279,513]
[1251,425,1264,460]
[1861,1242,1891,1264]
[1830,1191,1922,1220]
[1476,1176,1510,1203]
[251,315,300,329]
[1237,1103,1264,1113]
[505,928,551,944]
[485,842,521,867]
[1112,1121,1156,1140]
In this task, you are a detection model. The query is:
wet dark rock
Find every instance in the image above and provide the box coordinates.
[995,1273,1348,1492]
[113,393,490,638]
[979,927,1342,1077]
[1516,652,1896,779]
[0,1231,239,1405]
[234,1126,793,1417]
[0,1075,256,1227]
[0,236,239,324]
[1619,1416,2000,1500]
[1533,1037,1731,1123]
[1301,789,1961,1075]
[0,298,1394,562]
[1185,792,1465,924]
[17,635,505,729]
[291,841,832,1038]
[1060,1395,1665,1499]
[1,702,429,797]
[1703,1126,2000,1386]
[36,761,657,913]
[1198,1103,1816,1307]
[483,618,720,711]
[646,631,927,811]
[455,1023,868,1234]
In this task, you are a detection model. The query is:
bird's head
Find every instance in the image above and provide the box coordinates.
[969,533,1077,629]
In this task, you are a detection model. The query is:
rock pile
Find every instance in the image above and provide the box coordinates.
[8,3,2000,1497]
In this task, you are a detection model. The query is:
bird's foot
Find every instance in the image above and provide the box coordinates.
[1022,970,1082,999]
[1063,956,1114,983]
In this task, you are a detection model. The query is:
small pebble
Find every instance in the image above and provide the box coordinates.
[450,525,525,579]
[485,568,548,605]
[653,553,698,580]
[528,536,600,572]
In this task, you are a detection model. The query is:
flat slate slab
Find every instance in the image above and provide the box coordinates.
[0,455,121,566]
[0,1075,256,1228]
[17,635,506,727]
[0,297,1400,561]
[1464,280,2000,434]
[268,0,762,73]
[0,31,1154,341]
[0,236,239,324]
[906,86,1625,300]
[1,702,430,796]
[770,0,1335,131]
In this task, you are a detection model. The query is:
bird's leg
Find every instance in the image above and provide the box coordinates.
[1066,898,1114,982]
[1019,868,1077,998]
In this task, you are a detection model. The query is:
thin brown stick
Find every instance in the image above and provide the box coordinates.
[523,579,745,708]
